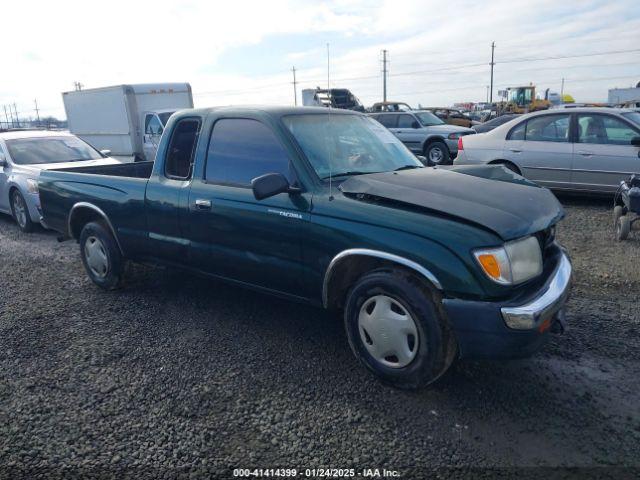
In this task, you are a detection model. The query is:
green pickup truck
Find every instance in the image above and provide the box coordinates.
[39,106,572,389]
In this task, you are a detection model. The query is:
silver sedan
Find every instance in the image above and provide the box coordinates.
[454,107,640,193]
[0,130,120,232]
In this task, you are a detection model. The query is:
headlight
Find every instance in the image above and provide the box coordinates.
[448,133,462,140]
[474,236,542,285]
[26,178,39,194]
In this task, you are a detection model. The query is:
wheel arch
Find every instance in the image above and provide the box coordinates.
[322,249,442,310]
[488,159,521,175]
[68,202,124,255]
[422,135,447,151]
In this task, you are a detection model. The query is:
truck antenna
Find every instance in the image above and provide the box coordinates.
[327,42,333,201]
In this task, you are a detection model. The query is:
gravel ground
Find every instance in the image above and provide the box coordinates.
[0,196,639,479]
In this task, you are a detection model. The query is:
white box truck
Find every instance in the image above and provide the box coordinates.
[62,83,194,162]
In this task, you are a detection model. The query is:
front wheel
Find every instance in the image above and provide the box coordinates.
[344,269,457,389]
[424,141,450,165]
[11,190,35,233]
[79,221,125,289]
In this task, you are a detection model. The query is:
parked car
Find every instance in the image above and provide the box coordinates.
[473,114,520,133]
[369,101,413,112]
[0,130,120,232]
[423,108,475,128]
[454,107,640,193]
[39,106,571,389]
[369,110,475,164]
[63,83,193,162]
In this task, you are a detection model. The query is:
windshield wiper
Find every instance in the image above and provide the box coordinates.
[394,165,423,171]
[321,171,380,180]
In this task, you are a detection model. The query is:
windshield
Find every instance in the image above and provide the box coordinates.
[282,114,422,180]
[6,136,103,165]
[622,111,640,126]
[158,111,175,126]
[415,112,444,126]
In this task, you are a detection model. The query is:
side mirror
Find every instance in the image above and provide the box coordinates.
[411,121,420,129]
[631,136,640,147]
[100,149,112,157]
[251,173,299,200]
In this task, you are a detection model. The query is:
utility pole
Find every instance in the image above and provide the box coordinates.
[560,78,565,104]
[489,41,495,103]
[34,99,41,124]
[327,43,330,92]
[291,67,298,106]
[382,49,388,103]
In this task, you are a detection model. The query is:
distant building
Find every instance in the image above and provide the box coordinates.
[608,86,640,105]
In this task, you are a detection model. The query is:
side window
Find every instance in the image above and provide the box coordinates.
[377,114,397,128]
[525,115,569,142]
[205,118,292,186]
[508,121,526,140]
[145,114,163,136]
[165,118,200,180]
[397,114,415,128]
[578,114,639,145]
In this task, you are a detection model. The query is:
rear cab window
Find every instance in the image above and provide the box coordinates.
[164,118,201,180]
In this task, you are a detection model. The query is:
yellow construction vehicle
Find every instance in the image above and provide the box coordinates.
[500,85,551,114]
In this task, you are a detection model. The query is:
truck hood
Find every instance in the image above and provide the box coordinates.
[14,157,121,176]
[339,165,564,241]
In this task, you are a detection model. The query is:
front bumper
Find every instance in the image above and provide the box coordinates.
[443,249,572,359]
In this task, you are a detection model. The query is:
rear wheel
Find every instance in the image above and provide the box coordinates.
[344,269,457,389]
[424,141,450,165]
[79,221,125,289]
[11,190,35,233]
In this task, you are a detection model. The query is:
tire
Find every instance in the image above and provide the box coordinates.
[613,205,625,228]
[79,221,125,290]
[344,269,457,389]
[10,189,35,233]
[616,215,630,242]
[424,141,450,166]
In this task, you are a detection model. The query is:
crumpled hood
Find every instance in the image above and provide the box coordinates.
[339,166,564,241]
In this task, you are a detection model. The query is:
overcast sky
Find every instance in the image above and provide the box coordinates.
[2,0,639,120]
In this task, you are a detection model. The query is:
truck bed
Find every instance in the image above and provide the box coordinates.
[39,161,152,245]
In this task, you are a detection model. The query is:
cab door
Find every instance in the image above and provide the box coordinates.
[187,116,310,297]
[572,113,640,193]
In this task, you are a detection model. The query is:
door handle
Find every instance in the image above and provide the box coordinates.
[194,199,212,210]
[577,151,593,157]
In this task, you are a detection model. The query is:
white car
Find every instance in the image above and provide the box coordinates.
[0,130,120,232]
[454,107,640,193]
